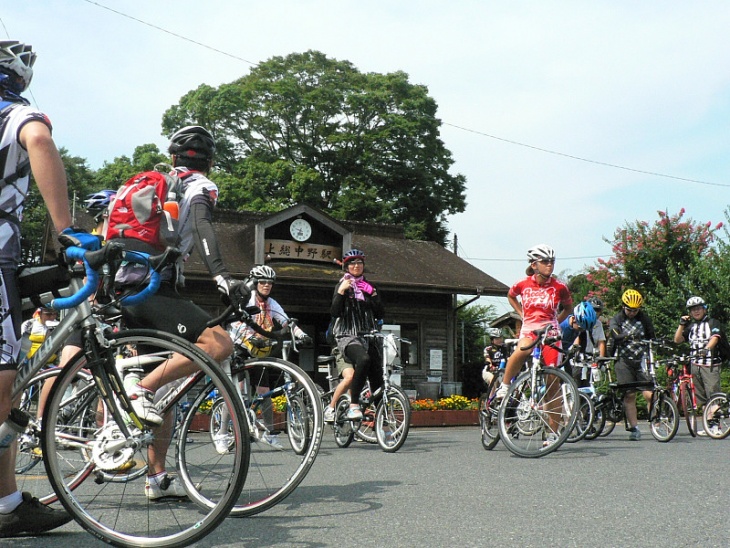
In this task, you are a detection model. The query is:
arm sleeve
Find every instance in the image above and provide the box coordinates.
[190,193,229,277]
[369,288,384,319]
[331,290,345,317]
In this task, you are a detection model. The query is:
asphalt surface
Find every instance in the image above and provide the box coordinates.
[6,423,730,547]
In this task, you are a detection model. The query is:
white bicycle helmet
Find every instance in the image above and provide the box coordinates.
[0,40,36,93]
[686,296,706,309]
[250,265,276,283]
[526,244,555,263]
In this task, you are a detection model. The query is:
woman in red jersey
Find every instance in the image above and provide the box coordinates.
[495,244,573,400]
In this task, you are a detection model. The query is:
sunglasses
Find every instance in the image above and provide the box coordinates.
[258,280,274,286]
[537,259,555,265]
[348,260,364,265]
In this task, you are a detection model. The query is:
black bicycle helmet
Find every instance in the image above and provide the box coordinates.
[168,125,216,159]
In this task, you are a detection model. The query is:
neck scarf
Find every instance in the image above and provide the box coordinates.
[343,273,365,301]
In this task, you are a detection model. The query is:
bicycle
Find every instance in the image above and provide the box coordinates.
[566,353,615,440]
[478,338,518,450]
[327,331,412,452]
[701,391,730,439]
[496,325,580,458]
[592,339,679,442]
[665,353,699,437]
[13,243,250,547]
[192,311,324,517]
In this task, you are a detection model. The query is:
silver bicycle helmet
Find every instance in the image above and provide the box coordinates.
[686,296,706,309]
[0,40,36,94]
[526,244,555,263]
[250,265,276,283]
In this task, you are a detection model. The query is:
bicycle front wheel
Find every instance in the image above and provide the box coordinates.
[566,391,595,443]
[188,357,324,517]
[43,329,249,548]
[679,385,696,437]
[649,391,679,442]
[375,388,410,452]
[702,393,730,439]
[497,367,579,458]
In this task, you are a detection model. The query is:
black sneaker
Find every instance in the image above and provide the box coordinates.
[0,492,73,537]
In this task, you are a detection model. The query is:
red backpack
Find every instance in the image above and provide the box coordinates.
[104,166,183,253]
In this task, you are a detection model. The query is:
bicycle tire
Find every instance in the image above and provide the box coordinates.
[186,357,323,517]
[286,394,309,454]
[478,393,500,450]
[649,392,679,442]
[333,396,355,448]
[43,329,250,548]
[702,393,730,439]
[680,385,696,437]
[566,391,595,443]
[354,400,378,444]
[376,388,410,452]
[583,403,606,440]
[16,365,98,504]
[497,367,579,458]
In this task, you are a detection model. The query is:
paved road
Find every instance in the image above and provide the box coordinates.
[8,423,730,547]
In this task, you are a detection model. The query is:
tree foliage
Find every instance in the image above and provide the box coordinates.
[161,50,466,243]
[577,209,725,336]
[20,148,97,264]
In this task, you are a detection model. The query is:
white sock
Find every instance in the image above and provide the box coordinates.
[147,472,167,486]
[0,491,23,514]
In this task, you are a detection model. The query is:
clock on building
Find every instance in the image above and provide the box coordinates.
[289,218,312,242]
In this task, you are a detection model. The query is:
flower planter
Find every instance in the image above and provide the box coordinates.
[188,413,210,432]
[409,409,479,427]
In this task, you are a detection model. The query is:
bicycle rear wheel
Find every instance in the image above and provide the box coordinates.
[376,388,410,452]
[43,329,249,547]
[355,400,378,444]
[186,357,323,517]
[497,367,579,458]
[478,392,500,450]
[702,393,730,439]
[649,392,679,442]
[679,386,696,437]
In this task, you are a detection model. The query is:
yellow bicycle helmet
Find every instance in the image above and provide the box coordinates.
[622,289,644,309]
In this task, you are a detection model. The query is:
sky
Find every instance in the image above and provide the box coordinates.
[3,1,730,316]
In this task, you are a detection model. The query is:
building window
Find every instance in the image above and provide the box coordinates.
[400,324,419,368]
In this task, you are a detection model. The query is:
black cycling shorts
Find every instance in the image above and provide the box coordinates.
[120,283,211,344]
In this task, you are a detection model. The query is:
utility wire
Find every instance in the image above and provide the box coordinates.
[79,1,728,190]
[444,122,730,188]
[80,0,259,66]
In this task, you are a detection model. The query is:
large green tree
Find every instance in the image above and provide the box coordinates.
[161,50,467,243]
[20,148,97,264]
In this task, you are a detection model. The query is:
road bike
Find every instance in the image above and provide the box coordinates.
[327,331,411,452]
[496,325,579,458]
[12,243,249,547]
[198,313,324,516]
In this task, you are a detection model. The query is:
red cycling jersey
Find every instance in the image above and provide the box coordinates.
[509,275,572,337]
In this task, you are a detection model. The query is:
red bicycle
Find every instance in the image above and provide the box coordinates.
[666,354,698,437]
